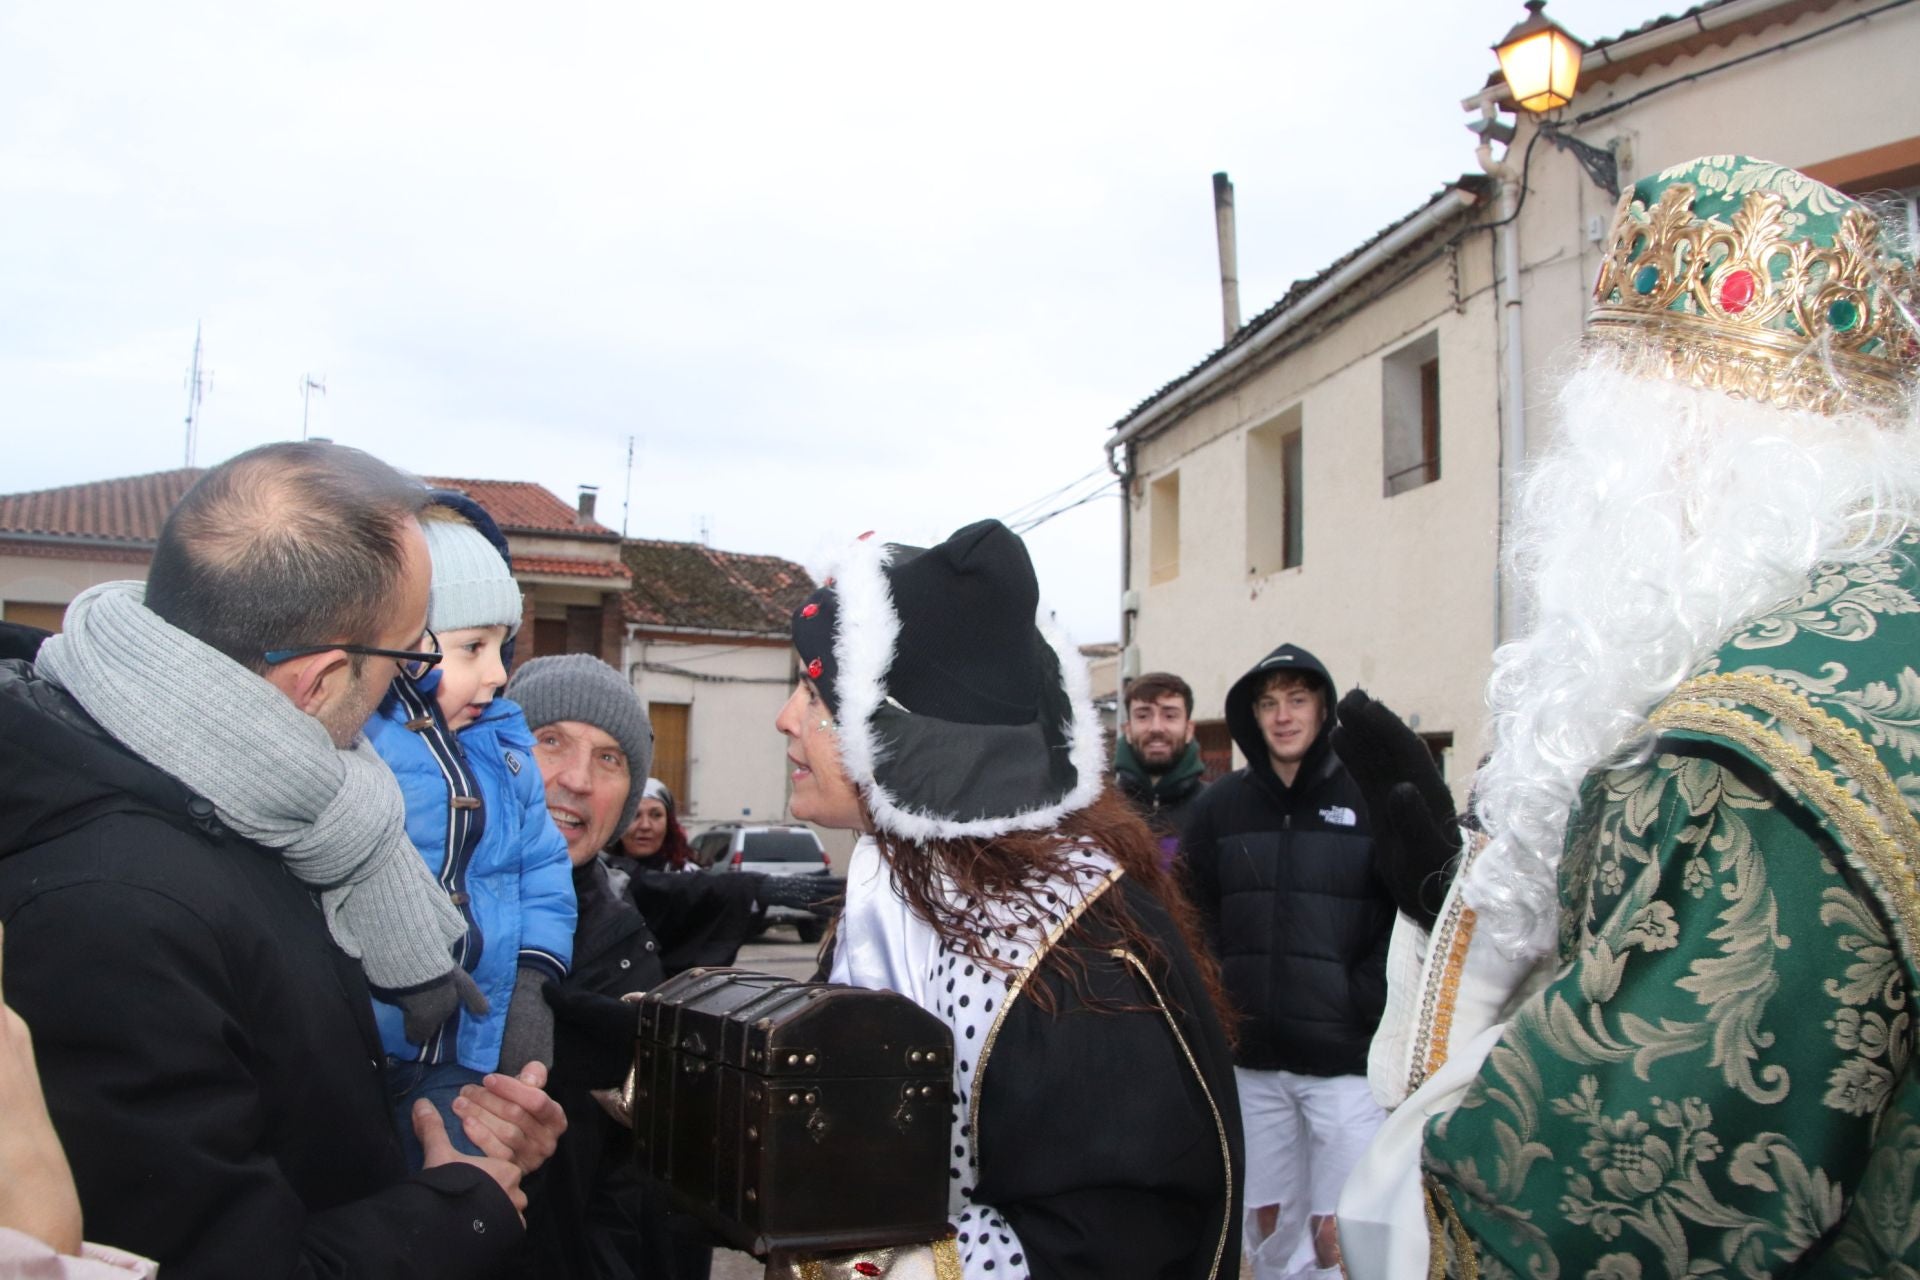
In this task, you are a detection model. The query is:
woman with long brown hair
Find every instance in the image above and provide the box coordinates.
[774,520,1242,1280]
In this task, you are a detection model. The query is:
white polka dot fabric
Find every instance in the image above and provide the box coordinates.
[833,837,1120,1280]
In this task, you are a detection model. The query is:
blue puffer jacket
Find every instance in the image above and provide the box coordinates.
[366,678,575,1072]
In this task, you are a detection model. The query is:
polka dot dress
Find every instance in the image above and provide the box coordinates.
[934,845,1119,1280]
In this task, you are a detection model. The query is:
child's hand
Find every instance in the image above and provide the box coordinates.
[496,967,553,1076]
[413,1098,526,1221]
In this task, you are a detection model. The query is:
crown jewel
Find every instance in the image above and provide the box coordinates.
[1588,156,1919,416]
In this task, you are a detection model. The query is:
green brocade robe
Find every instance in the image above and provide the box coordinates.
[1424,536,1920,1279]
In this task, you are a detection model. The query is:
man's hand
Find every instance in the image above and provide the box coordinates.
[454,1061,568,1175]
[0,923,84,1256]
[413,1098,526,1220]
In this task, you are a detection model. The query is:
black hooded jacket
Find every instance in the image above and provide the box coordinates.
[1179,645,1395,1076]
[0,659,523,1279]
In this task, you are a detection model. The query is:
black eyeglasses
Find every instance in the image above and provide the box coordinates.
[263,628,443,680]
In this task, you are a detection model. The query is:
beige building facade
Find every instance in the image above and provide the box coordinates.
[1110,0,1920,794]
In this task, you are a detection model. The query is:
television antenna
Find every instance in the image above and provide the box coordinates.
[182,323,212,467]
[301,374,327,440]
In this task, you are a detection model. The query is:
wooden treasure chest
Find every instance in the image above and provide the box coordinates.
[632,967,954,1257]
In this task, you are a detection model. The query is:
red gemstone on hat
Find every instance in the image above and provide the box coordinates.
[807,658,823,680]
[801,602,819,618]
[1717,268,1756,314]
[854,1265,881,1277]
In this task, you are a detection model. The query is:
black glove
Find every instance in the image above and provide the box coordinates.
[750,874,847,918]
[498,966,555,1076]
[1330,688,1461,931]
[393,966,489,1047]
[544,983,644,1088]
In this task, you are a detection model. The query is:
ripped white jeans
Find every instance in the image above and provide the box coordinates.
[1236,1067,1384,1280]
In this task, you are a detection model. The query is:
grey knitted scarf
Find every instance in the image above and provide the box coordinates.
[36,581,467,990]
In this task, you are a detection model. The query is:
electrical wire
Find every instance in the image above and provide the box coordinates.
[998,464,1111,525]
[1010,481,1120,535]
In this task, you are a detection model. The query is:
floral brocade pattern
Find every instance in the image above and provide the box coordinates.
[1423,535,1920,1279]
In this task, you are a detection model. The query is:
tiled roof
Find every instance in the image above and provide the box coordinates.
[0,468,620,561]
[1113,177,1490,431]
[422,476,618,539]
[513,553,632,581]
[0,468,203,545]
[622,539,815,636]
[1485,0,1839,98]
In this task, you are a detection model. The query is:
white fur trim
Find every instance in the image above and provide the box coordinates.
[821,532,1109,841]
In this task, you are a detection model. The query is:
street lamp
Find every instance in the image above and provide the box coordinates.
[1495,0,1586,114]
[1490,0,1617,197]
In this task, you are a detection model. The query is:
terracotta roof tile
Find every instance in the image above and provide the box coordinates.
[422,476,617,538]
[513,553,632,582]
[0,468,203,545]
[622,539,815,636]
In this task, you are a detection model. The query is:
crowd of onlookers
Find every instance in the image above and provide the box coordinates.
[0,437,1398,1280]
[0,442,837,1280]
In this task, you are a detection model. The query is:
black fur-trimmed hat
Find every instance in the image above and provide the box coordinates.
[790,520,1105,841]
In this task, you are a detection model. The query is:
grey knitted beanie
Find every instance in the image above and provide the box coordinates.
[507,654,654,831]
[422,518,523,637]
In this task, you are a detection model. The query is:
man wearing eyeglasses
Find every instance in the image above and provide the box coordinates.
[0,441,565,1278]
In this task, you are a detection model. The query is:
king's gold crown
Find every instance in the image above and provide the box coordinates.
[1588,166,1919,417]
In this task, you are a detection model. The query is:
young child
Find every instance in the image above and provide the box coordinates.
[365,494,576,1165]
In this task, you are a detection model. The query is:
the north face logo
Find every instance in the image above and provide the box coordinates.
[504,750,522,776]
[1320,805,1356,826]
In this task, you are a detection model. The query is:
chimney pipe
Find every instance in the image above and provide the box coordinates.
[1213,171,1241,344]
[577,485,599,523]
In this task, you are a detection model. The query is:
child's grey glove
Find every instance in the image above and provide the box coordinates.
[751,874,846,918]
[394,967,489,1047]
[498,966,555,1076]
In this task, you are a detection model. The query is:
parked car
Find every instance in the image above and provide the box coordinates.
[690,824,832,942]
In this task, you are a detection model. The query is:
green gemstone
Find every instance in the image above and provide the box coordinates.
[1829,297,1860,331]
[1633,265,1661,296]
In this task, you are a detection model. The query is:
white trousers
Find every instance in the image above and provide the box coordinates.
[1236,1067,1385,1280]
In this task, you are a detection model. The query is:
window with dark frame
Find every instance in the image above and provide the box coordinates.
[1246,405,1304,576]
[1281,427,1304,569]
[1383,332,1442,497]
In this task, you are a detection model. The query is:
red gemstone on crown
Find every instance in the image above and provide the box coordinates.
[854,1265,882,1277]
[807,658,823,679]
[801,602,819,618]
[1717,268,1756,314]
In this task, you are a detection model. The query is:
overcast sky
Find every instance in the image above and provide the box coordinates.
[2,0,1665,642]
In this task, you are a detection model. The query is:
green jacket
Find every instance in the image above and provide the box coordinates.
[1425,534,1920,1278]
[1114,736,1208,847]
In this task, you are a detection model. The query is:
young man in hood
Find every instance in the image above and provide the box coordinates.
[1114,670,1209,863]
[1181,643,1394,1279]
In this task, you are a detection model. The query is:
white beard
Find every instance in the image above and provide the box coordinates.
[1463,351,1920,960]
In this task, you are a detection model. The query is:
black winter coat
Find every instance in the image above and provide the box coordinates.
[0,661,523,1280]
[975,876,1244,1280]
[524,859,760,1280]
[520,858,667,1280]
[1180,645,1395,1077]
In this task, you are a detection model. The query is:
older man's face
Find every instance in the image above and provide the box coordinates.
[531,719,629,865]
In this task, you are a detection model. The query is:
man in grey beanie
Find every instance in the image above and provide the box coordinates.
[509,654,655,859]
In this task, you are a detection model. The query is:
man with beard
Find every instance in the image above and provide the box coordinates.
[1114,671,1209,860]
[1338,157,1920,1277]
